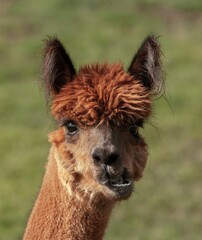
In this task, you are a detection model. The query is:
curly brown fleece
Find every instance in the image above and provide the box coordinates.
[52,63,151,127]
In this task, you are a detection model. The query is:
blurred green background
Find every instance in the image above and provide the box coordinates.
[0,0,202,239]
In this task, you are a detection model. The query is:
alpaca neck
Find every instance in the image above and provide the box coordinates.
[23,147,114,240]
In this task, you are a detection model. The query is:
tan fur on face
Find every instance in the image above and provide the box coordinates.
[49,129,104,200]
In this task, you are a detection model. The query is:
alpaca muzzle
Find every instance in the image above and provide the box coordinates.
[105,166,133,199]
[91,145,133,199]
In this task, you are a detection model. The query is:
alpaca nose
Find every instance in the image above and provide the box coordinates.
[92,146,120,165]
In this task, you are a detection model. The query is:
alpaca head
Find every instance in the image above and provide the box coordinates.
[43,36,163,201]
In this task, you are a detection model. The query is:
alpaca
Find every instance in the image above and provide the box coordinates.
[23,35,163,240]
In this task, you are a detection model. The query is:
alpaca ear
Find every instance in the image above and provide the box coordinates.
[42,37,76,99]
[128,35,164,95]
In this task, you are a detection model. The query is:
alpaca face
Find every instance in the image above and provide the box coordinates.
[44,35,163,201]
[60,121,148,200]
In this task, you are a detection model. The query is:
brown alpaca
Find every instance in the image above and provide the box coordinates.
[23,35,163,240]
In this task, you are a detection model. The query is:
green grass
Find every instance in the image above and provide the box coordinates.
[0,0,202,239]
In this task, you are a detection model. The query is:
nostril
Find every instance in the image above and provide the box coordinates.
[92,154,101,163]
[106,152,119,165]
[92,147,119,165]
[92,148,102,163]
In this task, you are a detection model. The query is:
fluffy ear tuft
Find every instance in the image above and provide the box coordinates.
[128,35,164,95]
[42,37,76,101]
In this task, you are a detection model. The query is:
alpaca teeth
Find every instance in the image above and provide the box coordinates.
[111,177,131,187]
[110,177,131,187]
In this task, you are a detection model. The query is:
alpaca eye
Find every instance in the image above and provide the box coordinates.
[129,125,139,138]
[65,121,78,135]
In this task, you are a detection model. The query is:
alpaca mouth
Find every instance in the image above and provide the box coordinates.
[106,175,133,199]
[97,166,134,199]
[110,178,132,188]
